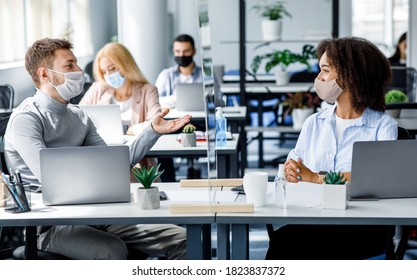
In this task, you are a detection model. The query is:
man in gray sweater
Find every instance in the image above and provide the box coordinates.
[4,38,191,260]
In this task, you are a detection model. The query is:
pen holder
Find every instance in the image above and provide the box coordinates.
[1,181,8,208]
[5,182,31,213]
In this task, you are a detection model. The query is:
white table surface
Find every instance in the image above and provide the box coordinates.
[146,133,239,156]
[0,183,215,260]
[215,182,417,259]
[164,106,246,121]
[221,82,314,94]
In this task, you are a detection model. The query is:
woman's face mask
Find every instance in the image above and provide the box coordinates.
[314,78,343,103]
[104,71,126,89]
[48,69,85,101]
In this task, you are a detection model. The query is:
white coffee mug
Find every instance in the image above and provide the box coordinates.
[243,171,268,207]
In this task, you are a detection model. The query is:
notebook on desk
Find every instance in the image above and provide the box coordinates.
[175,83,205,111]
[78,104,124,144]
[350,140,417,200]
[40,145,131,206]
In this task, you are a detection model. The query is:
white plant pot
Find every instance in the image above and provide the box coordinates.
[137,187,160,210]
[322,184,347,210]
[261,19,282,41]
[274,70,289,86]
[291,108,314,130]
[200,25,211,47]
[181,133,196,147]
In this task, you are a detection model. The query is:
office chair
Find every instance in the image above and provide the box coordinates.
[0,84,15,111]
[388,67,417,101]
[84,60,94,82]
[70,82,92,104]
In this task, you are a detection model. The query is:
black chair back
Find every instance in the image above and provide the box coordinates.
[0,84,14,111]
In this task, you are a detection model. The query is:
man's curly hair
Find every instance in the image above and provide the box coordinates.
[317,37,391,112]
[25,38,73,88]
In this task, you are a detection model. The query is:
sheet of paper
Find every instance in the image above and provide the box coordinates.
[165,190,238,203]
[267,181,322,208]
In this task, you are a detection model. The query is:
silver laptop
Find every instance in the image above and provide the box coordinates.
[176,83,205,111]
[78,105,124,144]
[40,145,131,206]
[350,140,417,200]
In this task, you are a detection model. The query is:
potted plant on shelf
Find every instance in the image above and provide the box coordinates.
[252,1,292,41]
[385,89,408,118]
[132,164,164,210]
[322,171,348,210]
[251,44,316,85]
[180,124,197,147]
[282,91,320,129]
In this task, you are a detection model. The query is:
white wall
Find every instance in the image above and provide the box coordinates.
[118,0,169,83]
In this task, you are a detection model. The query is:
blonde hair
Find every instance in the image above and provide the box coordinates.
[93,42,148,84]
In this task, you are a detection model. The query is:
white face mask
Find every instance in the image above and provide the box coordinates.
[104,71,126,89]
[48,69,85,101]
[314,78,343,103]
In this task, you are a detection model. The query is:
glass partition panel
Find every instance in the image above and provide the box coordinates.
[196,0,217,202]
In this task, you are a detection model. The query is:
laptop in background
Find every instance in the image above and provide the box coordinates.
[78,104,124,144]
[40,145,131,206]
[350,140,417,200]
[176,83,205,111]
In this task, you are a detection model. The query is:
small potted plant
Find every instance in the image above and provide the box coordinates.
[251,44,316,85]
[385,89,408,118]
[322,171,348,210]
[132,164,164,209]
[282,91,320,129]
[180,124,197,147]
[252,1,292,41]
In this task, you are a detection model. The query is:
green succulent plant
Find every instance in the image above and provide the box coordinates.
[182,124,196,133]
[323,171,347,185]
[132,164,164,189]
[385,90,408,104]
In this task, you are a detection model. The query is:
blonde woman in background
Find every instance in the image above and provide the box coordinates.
[80,42,161,172]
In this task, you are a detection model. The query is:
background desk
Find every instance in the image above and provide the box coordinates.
[0,183,215,260]
[165,107,247,176]
[216,183,417,259]
[146,134,240,178]
[221,83,314,168]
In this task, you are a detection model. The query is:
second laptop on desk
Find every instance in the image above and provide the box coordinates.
[350,140,417,200]
[78,104,125,145]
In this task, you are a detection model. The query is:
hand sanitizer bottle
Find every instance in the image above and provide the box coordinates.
[215,107,227,148]
[275,164,287,209]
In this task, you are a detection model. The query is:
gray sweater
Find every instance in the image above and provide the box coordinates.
[4,90,160,185]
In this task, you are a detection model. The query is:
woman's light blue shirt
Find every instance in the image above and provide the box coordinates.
[287,107,398,173]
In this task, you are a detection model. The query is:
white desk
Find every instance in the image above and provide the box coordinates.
[221,82,314,168]
[165,107,247,176]
[216,182,417,259]
[146,134,240,178]
[165,106,246,123]
[0,183,215,260]
[220,82,314,94]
